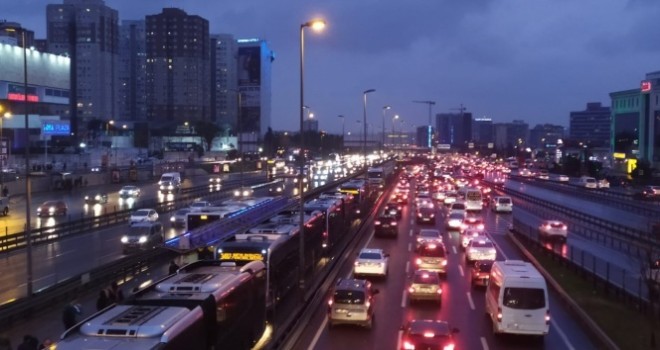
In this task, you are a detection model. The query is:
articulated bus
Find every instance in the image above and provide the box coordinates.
[58,260,267,350]
[338,179,369,215]
[186,197,273,231]
[304,196,347,250]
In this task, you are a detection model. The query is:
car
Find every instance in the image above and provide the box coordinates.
[400,320,458,350]
[461,216,485,232]
[639,186,660,200]
[415,205,436,225]
[37,200,67,217]
[129,208,159,225]
[159,181,179,194]
[537,170,549,180]
[432,191,446,202]
[374,215,398,238]
[392,192,408,205]
[353,248,389,278]
[416,229,443,250]
[448,202,466,217]
[471,259,494,288]
[465,237,497,264]
[414,242,448,277]
[551,174,570,182]
[519,168,532,177]
[491,196,513,213]
[414,193,432,207]
[327,278,379,329]
[170,208,191,228]
[233,186,254,197]
[208,176,222,185]
[597,178,610,189]
[539,220,568,241]
[407,270,443,304]
[578,176,598,189]
[189,201,213,211]
[460,229,482,250]
[118,185,141,198]
[120,222,164,254]
[445,212,465,230]
[384,202,402,220]
[84,192,108,204]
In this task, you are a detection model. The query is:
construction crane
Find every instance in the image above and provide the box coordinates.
[412,100,436,126]
[450,103,467,116]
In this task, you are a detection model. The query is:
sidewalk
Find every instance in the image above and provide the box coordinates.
[2,252,199,346]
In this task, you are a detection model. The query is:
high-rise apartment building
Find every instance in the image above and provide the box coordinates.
[146,8,209,124]
[236,38,273,137]
[210,34,238,132]
[472,117,493,144]
[436,112,472,148]
[47,0,119,139]
[569,102,611,146]
[118,19,146,121]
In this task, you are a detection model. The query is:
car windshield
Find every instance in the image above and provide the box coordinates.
[503,287,546,310]
[359,252,382,260]
[471,240,493,248]
[476,261,494,272]
[408,321,449,339]
[498,198,511,204]
[161,176,172,181]
[449,213,464,220]
[413,272,439,284]
[175,209,190,215]
[134,209,150,216]
[549,222,564,228]
[419,230,440,238]
[419,245,445,257]
[333,290,365,304]
[452,204,466,210]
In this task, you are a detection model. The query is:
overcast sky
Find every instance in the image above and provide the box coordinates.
[4,0,660,134]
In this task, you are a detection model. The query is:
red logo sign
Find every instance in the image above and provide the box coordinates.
[641,81,652,93]
[7,92,39,102]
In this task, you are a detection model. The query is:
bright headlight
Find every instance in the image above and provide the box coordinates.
[168,185,173,190]
[84,196,89,200]
[139,236,148,243]
[170,217,175,222]
[121,236,128,243]
[49,207,55,212]
[95,195,101,200]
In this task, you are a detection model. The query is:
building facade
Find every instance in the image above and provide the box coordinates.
[416,125,434,148]
[569,102,611,146]
[47,0,119,139]
[145,8,209,124]
[118,19,146,121]
[236,38,273,139]
[436,112,472,148]
[210,34,237,132]
[529,124,564,149]
[472,117,493,145]
[0,21,36,48]
[302,119,318,132]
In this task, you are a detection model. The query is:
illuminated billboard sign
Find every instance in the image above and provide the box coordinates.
[41,120,71,136]
[641,81,652,93]
[7,83,38,102]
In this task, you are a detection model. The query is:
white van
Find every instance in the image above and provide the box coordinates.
[158,172,182,193]
[578,176,597,189]
[486,260,550,337]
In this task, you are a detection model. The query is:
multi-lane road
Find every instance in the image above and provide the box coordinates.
[296,178,595,350]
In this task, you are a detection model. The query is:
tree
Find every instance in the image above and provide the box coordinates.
[194,121,221,151]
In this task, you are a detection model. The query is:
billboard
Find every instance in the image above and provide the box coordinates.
[41,120,71,136]
[238,46,262,133]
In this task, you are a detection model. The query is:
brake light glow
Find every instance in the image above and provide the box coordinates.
[545,311,551,324]
[422,273,429,279]
[408,286,415,293]
[328,299,333,306]
[561,225,567,230]
[375,220,381,225]
[497,307,503,322]
[365,300,371,308]
[403,341,415,350]
[415,258,422,265]
[443,344,455,350]
[441,260,447,266]
[423,332,435,338]
[391,222,397,226]
[437,288,443,294]
[477,224,484,230]
[428,244,437,249]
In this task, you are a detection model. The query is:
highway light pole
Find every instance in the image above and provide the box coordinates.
[299,18,325,298]
[362,89,375,163]
[381,106,390,152]
[337,115,345,152]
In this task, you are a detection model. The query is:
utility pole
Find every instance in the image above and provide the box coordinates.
[413,100,436,148]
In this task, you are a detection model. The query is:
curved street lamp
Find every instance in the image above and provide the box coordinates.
[362,89,376,162]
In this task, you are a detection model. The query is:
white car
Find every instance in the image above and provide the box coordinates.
[519,169,532,177]
[466,237,497,263]
[170,208,191,228]
[597,179,610,189]
[416,229,443,250]
[129,209,159,226]
[539,220,568,241]
[537,170,549,180]
[446,212,465,230]
[119,185,141,197]
[578,176,598,189]
[189,201,213,211]
[551,174,569,182]
[461,229,482,250]
[448,202,466,217]
[234,186,254,197]
[491,196,513,213]
[353,248,389,277]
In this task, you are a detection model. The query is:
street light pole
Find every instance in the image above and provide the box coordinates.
[362,89,375,163]
[381,106,390,152]
[20,30,34,297]
[337,115,345,152]
[299,19,325,299]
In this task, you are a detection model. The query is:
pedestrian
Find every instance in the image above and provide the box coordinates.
[168,260,180,274]
[96,288,111,311]
[62,300,81,331]
[0,336,11,350]
[2,186,8,198]
[17,335,38,350]
[109,281,124,303]
[38,339,53,350]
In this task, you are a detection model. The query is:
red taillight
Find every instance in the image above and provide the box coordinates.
[561,225,567,230]
[545,311,550,324]
[403,341,415,350]
[418,213,423,217]
[441,260,447,266]
[443,344,455,350]
[408,286,415,293]
[328,299,333,306]
[437,288,443,294]
[497,307,503,322]
[391,222,397,226]
[477,224,484,230]
[415,258,422,265]
[375,220,381,225]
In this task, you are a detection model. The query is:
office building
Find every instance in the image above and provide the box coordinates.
[47,0,119,139]
[529,124,564,149]
[146,8,209,124]
[302,118,318,132]
[436,112,472,148]
[0,21,35,48]
[416,125,434,148]
[210,34,238,131]
[493,120,530,151]
[473,117,493,144]
[236,38,274,138]
[609,71,660,170]
[118,20,147,121]
[569,102,611,146]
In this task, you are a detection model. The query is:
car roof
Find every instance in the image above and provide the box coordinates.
[419,229,440,234]
[408,319,450,335]
[335,278,370,291]
[359,248,383,254]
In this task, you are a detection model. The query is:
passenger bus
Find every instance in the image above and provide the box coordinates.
[305,196,347,250]
[185,197,273,231]
[367,167,386,188]
[58,260,267,350]
[338,179,369,215]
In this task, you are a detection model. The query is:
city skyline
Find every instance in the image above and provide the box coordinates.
[4,0,659,134]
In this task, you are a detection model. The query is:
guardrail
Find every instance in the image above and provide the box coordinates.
[490,180,659,256]
[510,217,654,314]
[0,174,267,254]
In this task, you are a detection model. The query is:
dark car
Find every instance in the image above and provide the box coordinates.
[416,205,436,225]
[384,202,402,220]
[401,319,458,350]
[638,186,660,201]
[37,200,67,217]
[374,215,398,238]
[471,259,494,288]
[84,192,108,204]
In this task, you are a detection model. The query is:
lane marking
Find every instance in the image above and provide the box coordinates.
[458,265,464,277]
[307,317,327,350]
[397,330,403,350]
[409,229,413,237]
[401,290,407,308]
[410,218,414,225]
[480,336,489,350]
[408,243,411,252]
[551,319,576,350]
[452,245,457,255]
[467,292,475,310]
[405,261,410,274]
